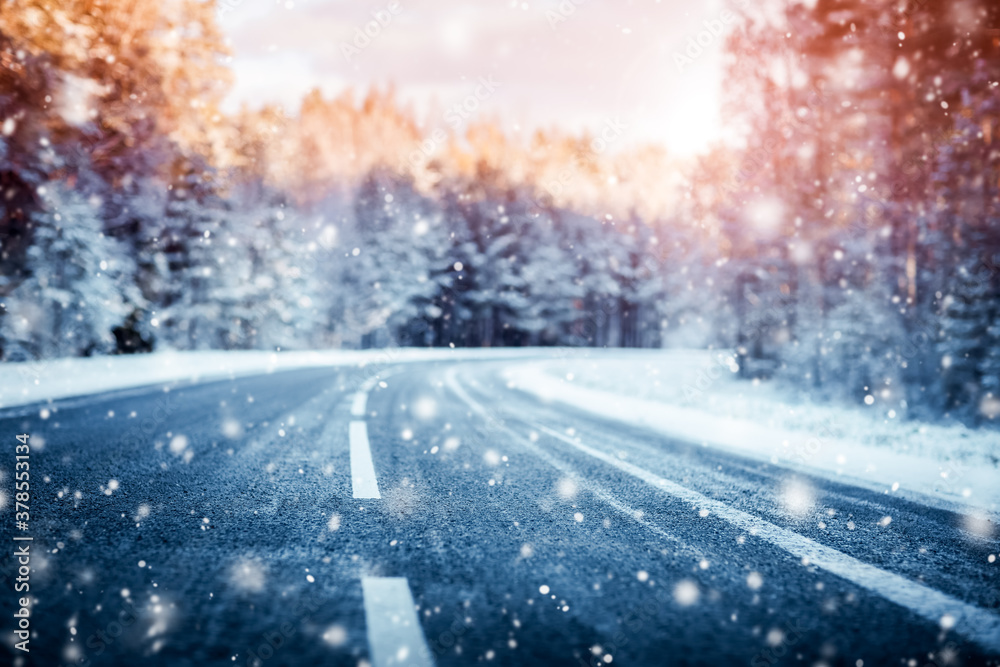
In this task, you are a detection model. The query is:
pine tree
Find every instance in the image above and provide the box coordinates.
[246,201,336,350]
[980,312,1000,420]
[932,72,1000,420]
[342,169,446,347]
[156,160,235,349]
[1,182,140,359]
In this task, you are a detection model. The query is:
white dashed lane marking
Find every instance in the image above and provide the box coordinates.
[349,420,381,499]
[362,577,435,667]
[351,391,368,417]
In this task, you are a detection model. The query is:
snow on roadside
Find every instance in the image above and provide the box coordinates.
[0,349,346,410]
[0,347,542,410]
[504,350,1000,514]
[5,346,997,514]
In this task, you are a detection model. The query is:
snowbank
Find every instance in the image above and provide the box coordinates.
[0,347,543,410]
[504,351,1000,514]
[4,347,997,514]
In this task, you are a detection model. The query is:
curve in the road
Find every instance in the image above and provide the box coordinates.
[444,366,1000,656]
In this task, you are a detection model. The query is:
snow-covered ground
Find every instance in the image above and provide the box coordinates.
[3,347,997,514]
[504,350,1000,515]
[0,347,542,410]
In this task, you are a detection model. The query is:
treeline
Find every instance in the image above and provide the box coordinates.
[0,0,998,425]
[694,0,1000,424]
[0,0,680,358]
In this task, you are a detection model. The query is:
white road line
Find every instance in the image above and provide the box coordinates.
[351,391,368,417]
[349,421,381,499]
[444,369,1000,654]
[352,371,389,417]
[362,577,435,667]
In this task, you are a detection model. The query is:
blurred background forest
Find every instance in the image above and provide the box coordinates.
[0,0,998,425]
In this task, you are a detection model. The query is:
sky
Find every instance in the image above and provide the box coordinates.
[218,0,733,157]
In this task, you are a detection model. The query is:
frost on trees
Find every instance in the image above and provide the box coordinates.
[1,183,141,359]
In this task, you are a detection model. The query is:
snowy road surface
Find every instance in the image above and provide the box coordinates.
[1,359,998,666]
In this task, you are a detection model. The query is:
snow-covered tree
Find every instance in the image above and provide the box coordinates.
[1,182,141,359]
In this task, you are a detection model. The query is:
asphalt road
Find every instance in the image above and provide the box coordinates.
[0,359,998,667]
